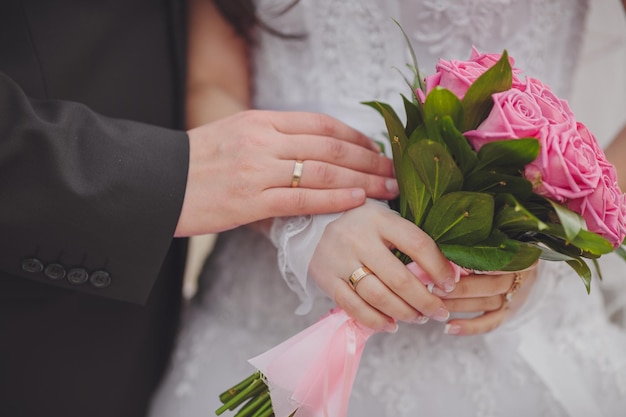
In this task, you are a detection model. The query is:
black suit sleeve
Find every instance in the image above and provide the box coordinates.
[0,72,189,304]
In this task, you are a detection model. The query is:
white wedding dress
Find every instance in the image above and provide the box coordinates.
[150,1,626,416]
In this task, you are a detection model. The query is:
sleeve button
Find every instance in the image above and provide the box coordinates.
[67,268,89,285]
[22,258,44,273]
[44,263,66,280]
[89,270,111,289]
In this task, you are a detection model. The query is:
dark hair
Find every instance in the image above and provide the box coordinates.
[211,0,301,41]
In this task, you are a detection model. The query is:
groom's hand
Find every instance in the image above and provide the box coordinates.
[175,110,399,236]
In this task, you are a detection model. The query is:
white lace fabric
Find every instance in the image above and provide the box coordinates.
[269,213,341,314]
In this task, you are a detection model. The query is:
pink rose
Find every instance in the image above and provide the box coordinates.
[568,161,626,248]
[464,88,547,150]
[577,122,609,166]
[526,123,601,202]
[524,77,575,127]
[424,47,523,100]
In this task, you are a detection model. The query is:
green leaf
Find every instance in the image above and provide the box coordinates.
[534,243,578,262]
[534,225,613,259]
[461,50,513,131]
[439,230,523,271]
[402,94,423,137]
[474,138,540,173]
[494,194,548,233]
[407,140,463,203]
[464,171,533,200]
[407,122,428,145]
[498,242,542,271]
[565,257,592,293]
[392,18,425,93]
[400,149,431,224]
[572,230,614,256]
[423,87,464,146]
[546,199,586,244]
[437,116,478,175]
[592,258,602,281]
[363,100,410,215]
[422,191,494,244]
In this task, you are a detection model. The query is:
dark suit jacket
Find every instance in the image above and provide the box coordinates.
[0,0,189,415]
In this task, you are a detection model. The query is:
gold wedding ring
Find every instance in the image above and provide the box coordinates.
[348,266,373,291]
[503,271,523,306]
[291,160,304,188]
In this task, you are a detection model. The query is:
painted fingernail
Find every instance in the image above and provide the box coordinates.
[444,323,461,335]
[385,179,399,194]
[427,283,435,294]
[385,321,399,333]
[432,307,450,322]
[412,315,429,325]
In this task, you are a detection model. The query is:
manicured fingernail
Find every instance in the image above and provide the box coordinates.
[444,323,461,335]
[432,307,450,322]
[443,280,456,293]
[385,179,399,194]
[431,286,448,297]
[385,321,399,333]
[412,315,429,325]
[427,283,435,294]
[351,189,366,200]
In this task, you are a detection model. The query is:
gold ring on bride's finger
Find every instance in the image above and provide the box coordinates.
[291,160,304,188]
[348,266,373,291]
[503,271,523,306]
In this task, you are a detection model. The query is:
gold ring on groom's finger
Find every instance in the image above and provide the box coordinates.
[348,266,373,291]
[503,271,523,307]
[291,160,304,188]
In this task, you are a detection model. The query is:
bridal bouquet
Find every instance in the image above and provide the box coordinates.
[215,37,626,417]
[364,45,626,287]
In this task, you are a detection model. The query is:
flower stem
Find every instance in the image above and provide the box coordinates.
[236,391,271,417]
[215,377,264,415]
[233,386,268,417]
[219,372,261,403]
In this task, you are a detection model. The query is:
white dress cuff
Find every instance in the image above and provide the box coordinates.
[269,212,343,315]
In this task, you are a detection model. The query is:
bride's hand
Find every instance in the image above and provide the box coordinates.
[436,266,538,335]
[308,200,456,332]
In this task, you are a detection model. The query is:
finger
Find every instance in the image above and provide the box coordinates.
[443,295,504,313]
[364,248,450,322]
[260,187,367,217]
[379,212,458,294]
[276,134,395,178]
[350,267,428,323]
[439,273,516,299]
[267,111,380,152]
[291,160,398,199]
[333,281,398,332]
[443,308,509,336]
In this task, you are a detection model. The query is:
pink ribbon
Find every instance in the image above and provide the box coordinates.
[248,308,376,417]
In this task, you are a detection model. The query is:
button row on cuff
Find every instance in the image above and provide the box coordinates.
[21,258,111,289]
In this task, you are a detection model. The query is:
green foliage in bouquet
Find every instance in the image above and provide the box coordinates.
[363,30,614,292]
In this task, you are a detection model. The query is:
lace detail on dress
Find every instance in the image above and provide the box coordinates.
[270,213,342,314]
[253,0,589,126]
[269,215,312,305]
